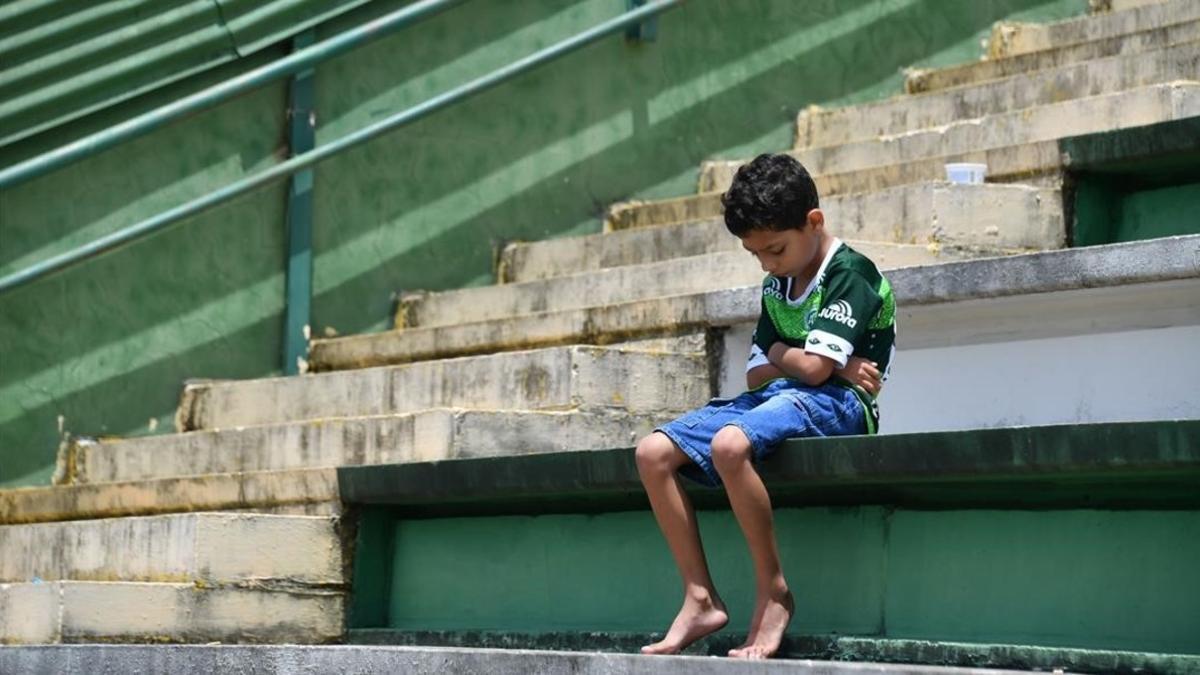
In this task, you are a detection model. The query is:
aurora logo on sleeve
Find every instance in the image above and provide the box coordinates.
[818,300,857,328]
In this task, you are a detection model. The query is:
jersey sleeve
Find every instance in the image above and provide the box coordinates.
[804,270,881,367]
[746,296,779,372]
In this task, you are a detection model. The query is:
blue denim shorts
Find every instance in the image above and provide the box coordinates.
[655,378,867,487]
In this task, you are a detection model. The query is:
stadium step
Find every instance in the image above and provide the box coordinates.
[0,468,340,525]
[0,581,343,644]
[0,513,341,585]
[501,224,960,285]
[175,346,710,432]
[905,16,1200,94]
[987,0,1200,59]
[693,82,1200,199]
[797,41,1200,149]
[608,180,1061,243]
[67,409,671,484]
[0,643,1071,674]
[335,421,1200,669]
[790,82,1200,178]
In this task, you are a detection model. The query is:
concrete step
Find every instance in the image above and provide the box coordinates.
[512,182,1057,283]
[339,422,1200,663]
[314,241,955,371]
[609,178,1060,247]
[68,409,671,484]
[693,84,1200,201]
[787,82,1200,177]
[0,467,340,525]
[988,0,1200,59]
[176,346,710,432]
[403,186,1057,330]
[0,581,342,644]
[1097,0,1174,12]
[906,17,1200,94]
[798,41,1200,149]
[0,644,1057,674]
[0,513,341,585]
[404,251,765,331]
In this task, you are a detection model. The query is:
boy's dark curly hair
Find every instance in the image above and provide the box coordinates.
[721,153,820,237]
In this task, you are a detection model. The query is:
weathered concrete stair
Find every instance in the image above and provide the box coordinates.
[66,409,671,484]
[0,513,344,644]
[337,421,1200,671]
[176,345,709,431]
[312,236,1200,374]
[0,512,340,584]
[797,41,1200,149]
[0,580,343,644]
[905,15,1200,94]
[501,224,957,285]
[987,0,1200,59]
[786,82,1200,179]
[0,468,340,525]
[608,179,1060,245]
[0,644,1056,675]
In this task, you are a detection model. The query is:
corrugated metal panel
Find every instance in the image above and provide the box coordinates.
[0,0,373,149]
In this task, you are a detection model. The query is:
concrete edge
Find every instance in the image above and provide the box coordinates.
[348,631,1200,674]
[0,643,1086,675]
[0,468,340,525]
[337,420,1200,513]
[309,235,1200,370]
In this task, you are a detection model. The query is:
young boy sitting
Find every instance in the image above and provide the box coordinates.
[635,153,896,659]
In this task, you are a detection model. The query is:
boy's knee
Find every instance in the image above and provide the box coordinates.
[635,433,677,474]
[711,426,752,473]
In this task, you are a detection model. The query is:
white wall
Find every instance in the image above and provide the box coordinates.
[719,322,1200,433]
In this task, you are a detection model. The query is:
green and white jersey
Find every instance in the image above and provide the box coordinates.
[747,238,897,432]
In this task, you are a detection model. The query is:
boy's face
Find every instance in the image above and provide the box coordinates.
[739,209,825,279]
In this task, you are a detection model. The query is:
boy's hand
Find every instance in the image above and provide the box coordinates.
[836,356,882,395]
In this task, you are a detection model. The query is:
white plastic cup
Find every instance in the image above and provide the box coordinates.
[944,162,987,185]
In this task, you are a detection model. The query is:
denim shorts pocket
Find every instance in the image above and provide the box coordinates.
[680,398,735,429]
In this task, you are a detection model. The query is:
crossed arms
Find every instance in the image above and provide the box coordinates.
[746,342,881,395]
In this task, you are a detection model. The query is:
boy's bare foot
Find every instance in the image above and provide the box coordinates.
[728,589,793,659]
[641,591,729,655]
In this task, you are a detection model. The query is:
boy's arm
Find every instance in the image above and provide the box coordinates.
[749,355,882,392]
[766,342,837,386]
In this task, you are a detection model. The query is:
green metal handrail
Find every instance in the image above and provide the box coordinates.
[0,0,683,294]
[0,0,466,190]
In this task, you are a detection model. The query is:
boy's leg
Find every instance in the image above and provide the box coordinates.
[635,431,729,655]
[710,425,793,660]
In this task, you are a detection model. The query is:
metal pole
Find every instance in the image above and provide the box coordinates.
[0,0,683,294]
[283,30,317,376]
[0,0,467,189]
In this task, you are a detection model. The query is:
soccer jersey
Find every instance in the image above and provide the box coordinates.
[745,238,896,432]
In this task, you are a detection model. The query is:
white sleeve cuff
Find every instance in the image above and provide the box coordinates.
[746,343,770,372]
[805,329,853,367]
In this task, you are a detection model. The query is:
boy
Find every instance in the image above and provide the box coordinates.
[635,153,896,659]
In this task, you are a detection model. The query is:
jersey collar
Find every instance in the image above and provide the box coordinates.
[785,237,842,306]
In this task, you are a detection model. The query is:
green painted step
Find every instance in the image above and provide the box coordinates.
[338,421,1200,660]
[339,420,1200,513]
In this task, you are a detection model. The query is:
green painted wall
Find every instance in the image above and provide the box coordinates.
[378,508,1200,654]
[1073,178,1200,247]
[0,0,1087,487]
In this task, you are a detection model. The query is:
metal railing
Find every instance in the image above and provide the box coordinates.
[0,0,684,294]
